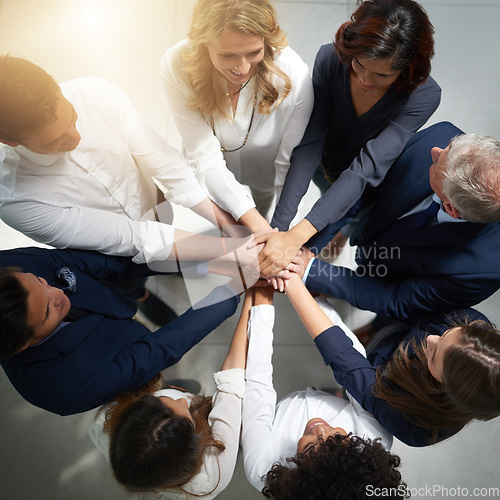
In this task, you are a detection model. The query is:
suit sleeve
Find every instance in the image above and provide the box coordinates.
[59,287,240,415]
[306,258,499,321]
[313,326,432,446]
[271,46,331,231]
[304,77,441,232]
[272,51,314,203]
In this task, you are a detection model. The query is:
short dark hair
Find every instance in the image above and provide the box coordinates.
[0,55,61,143]
[0,267,33,359]
[262,434,408,499]
[334,0,435,93]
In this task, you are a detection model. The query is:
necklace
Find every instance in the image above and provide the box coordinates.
[225,78,252,97]
[210,92,257,153]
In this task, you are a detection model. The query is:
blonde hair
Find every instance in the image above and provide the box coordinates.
[183,0,291,117]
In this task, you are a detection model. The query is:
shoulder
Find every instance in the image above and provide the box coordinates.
[62,77,133,113]
[61,77,123,98]
[274,45,309,75]
[160,39,190,75]
[404,75,441,107]
[314,43,340,68]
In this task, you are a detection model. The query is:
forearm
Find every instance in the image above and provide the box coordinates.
[238,207,272,232]
[285,274,333,339]
[190,198,239,232]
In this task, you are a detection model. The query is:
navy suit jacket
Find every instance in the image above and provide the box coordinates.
[306,122,500,320]
[315,308,488,446]
[0,247,238,415]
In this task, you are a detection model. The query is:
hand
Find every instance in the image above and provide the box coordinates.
[286,246,316,280]
[255,230,303,277]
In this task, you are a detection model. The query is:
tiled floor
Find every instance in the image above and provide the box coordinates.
[1,0,500,498]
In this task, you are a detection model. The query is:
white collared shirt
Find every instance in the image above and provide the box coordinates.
[0,77,208,263]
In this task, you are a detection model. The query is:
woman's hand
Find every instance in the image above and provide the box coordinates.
[256,230,303,277]
[254,220,318,278]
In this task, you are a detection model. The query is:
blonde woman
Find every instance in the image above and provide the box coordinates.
[160,0,314,231]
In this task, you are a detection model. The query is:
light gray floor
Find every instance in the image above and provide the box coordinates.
[1,0,500,499]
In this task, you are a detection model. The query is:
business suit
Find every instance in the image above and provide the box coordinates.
[315,308,488,446]
[0,247,238,416]
[306,122,500,320]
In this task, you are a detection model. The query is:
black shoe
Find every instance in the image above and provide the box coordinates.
[162,378,202,395]
[137,290,178,326]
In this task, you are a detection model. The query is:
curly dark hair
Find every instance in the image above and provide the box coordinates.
[262,434,408,499]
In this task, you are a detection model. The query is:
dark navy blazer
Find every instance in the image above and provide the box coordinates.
[306,122,500,320]
[315,308,488,446]
[0,247,238,415]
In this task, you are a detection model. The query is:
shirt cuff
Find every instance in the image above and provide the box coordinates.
[302,257,316,283]
[213,368,246,398]
[132,220,174,264]
[164,178,208,209]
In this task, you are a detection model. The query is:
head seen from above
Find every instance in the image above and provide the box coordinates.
[185,0,291,116]
[335,0,435,93]
[263,433,407,499]
[104,391,224,493]
[0,55,81,152]
[431,133,500,223]
[375,317,500,443]
[0,268,71,359]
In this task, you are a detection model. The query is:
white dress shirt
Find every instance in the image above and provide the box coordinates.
[0,77,208,263]
[160,40,314,220]
[242,305,392,491]
[89,368,245,499]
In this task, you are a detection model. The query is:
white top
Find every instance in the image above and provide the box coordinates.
[89,368,245,500]
[160,40,314,220]
[242,304,393,491]
[0,77,208,263]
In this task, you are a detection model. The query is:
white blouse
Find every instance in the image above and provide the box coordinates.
[242,304,393,491]
[160,40,314,220]
[89,368,245,499]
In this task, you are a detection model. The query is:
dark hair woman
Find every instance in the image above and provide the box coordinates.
[89,293,253,498]
[260,0,441,276]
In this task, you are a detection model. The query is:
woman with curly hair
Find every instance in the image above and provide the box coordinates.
[242,287,406,497]
[88,291,254,498]
[160,0,313,230]
[260,0,441,275]
[282,272,500,447]
[263,434,407,499]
